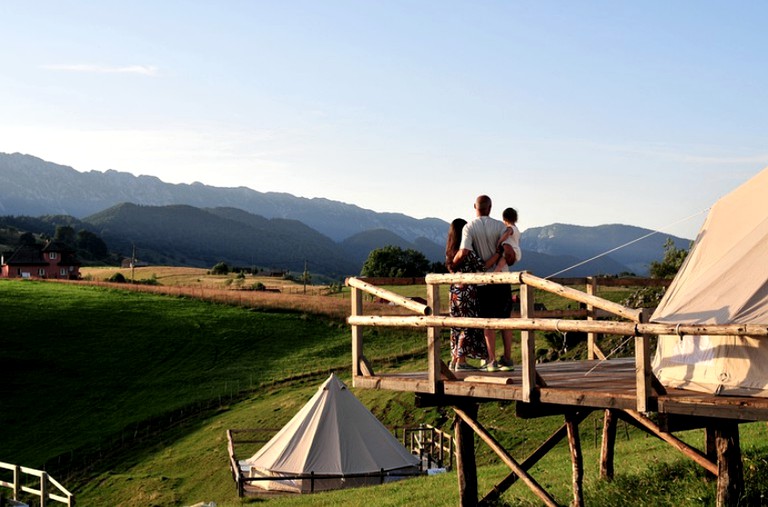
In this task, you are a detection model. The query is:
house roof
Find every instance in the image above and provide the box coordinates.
[3,244,48,266]
[42,240,74,253]
[2,241,81,267]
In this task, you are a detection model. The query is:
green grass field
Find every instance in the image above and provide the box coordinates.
[3,279,768,506]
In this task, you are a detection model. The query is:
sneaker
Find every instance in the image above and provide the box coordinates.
[498,357,514,372]
[483,360,499,372]
[455,362,478,371]
[448,359,456,371]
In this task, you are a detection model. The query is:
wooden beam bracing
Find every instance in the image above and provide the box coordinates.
[454,407,559,507]
[624,409,718,475]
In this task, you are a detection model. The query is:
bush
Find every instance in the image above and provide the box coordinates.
[211,262,230,275]
[107,273,126,283]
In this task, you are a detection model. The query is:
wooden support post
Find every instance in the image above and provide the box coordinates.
[705,425,717,480]
[480,411,591,505]
[427,282,441,394]
[600,409,617,481]
[454,403,479,507]
[454,407,558,507]
[519,282,536,403]
[351,287,364,384]
[715,421,743,507]
[565,413,585,507]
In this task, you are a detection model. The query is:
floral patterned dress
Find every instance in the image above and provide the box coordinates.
[449,251,488,360]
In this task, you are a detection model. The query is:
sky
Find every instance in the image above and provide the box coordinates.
[2,1,768,240]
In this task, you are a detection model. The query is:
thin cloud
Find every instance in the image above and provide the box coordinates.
[41,64,158,76]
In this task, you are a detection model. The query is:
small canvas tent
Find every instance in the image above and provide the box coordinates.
[240,374,421,493]
[651,166,768,396]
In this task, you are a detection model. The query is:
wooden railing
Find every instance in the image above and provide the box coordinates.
[400,424,454,471]
[346,272,768,412]
[0,461,74,507]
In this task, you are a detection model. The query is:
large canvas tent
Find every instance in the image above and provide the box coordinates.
[240,374,421,493]
[651,166,768,396]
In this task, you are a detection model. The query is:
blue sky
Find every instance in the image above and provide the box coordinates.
[2,1,767,240]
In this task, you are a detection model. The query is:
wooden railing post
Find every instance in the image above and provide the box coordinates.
[13,465,21,500]
[520,282,536,402]
[427,282,441,394]
[40,471,48,507]
[14,464,20,500]
[351,286,364,384]
[635,309,652,412]
[586,277,598,360]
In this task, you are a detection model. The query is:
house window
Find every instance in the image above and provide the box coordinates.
[38,268,46,276]
[49,252,58,260]
[60,268,67,276]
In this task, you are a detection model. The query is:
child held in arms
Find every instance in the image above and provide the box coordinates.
[487,207,522,272]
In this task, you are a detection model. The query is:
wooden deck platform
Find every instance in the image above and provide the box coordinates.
[346,274,762,505]
[354,358,768,422]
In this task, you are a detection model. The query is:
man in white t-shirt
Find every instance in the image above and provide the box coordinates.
[453,195,515,372]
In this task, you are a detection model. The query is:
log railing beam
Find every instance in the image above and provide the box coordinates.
[346,276,432,315]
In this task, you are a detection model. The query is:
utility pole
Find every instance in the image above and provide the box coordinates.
[303,259,308,294]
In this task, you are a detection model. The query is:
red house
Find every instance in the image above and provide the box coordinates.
[1,240,81,280]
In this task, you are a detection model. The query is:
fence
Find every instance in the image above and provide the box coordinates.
[227,427,432,497]
[0,462,74,507]
[398,424,454,471]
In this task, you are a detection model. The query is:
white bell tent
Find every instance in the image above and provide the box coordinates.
[651,166,768,396]
[240,373,421,493]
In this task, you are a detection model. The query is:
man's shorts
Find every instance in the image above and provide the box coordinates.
[477,284,512,319]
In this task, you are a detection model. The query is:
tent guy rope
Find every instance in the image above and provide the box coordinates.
[544,208,710,279]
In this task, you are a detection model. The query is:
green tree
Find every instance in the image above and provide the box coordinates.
[18,232,36,246]
[54,225,76,247]
[649,238,690,279]
[361,245,430,277]
[76,230,109,259]
[211,262,230,275]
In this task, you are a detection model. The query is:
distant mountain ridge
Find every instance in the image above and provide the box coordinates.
[0,152,447,244]
[0,152,693,277]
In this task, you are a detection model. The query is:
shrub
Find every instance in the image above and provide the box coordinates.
[107,273,126,283]
[211,262,230,275]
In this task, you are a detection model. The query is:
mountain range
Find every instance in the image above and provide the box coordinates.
[0,152,691,278]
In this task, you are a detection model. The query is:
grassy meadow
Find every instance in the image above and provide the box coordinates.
[3,276,768,506]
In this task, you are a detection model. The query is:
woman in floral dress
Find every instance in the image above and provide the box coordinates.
[445,218,488,370]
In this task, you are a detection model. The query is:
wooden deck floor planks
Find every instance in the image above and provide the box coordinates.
[354,358,768,420]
